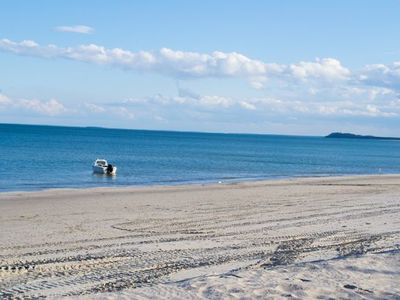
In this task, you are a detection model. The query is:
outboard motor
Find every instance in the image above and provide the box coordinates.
[107,164,113,174]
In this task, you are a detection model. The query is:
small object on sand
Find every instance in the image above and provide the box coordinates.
[344,284,357,290]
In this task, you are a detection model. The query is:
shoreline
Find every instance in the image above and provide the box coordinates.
[2,172,400,195]
[1,174,399,298]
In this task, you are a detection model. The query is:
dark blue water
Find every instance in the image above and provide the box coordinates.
[1,123,399,192]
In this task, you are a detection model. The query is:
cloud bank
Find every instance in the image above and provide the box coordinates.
[0,38,356,87]
[115,85,399,118]
[2,38,399,92]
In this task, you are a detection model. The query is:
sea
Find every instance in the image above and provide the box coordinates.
[1,123,400,192]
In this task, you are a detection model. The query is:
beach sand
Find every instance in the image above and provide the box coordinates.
[0,175,399,299]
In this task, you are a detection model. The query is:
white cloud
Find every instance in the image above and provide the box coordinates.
[199,95,232,108]
[0,93,67,116]
[359,62,400,89]
[0,93,11,105]
[0,93,138,120]
[289,58,350,81]
[55,25,94,34]
[18,98,67,116]
[84,102,106,113]
[239,101,256,110]
[122,92,233,109]
[83,102,135,119]
[249,76,267,89]
[318,103,396,117]
[113,107,135,119]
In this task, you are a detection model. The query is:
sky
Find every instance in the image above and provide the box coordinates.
[0,0,399,136]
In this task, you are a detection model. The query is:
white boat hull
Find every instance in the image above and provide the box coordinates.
[92,164,117,175]
[92,165,106,174]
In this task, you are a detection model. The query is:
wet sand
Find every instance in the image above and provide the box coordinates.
[0,175,399,299]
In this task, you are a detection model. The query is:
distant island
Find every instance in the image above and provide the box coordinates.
[326,132,400,140]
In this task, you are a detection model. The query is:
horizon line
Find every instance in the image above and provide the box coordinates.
[0,122,327,138]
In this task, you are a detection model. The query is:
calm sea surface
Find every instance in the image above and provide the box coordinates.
[1,123,399,192]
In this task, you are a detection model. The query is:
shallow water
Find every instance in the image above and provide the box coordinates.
[1,123,400,191]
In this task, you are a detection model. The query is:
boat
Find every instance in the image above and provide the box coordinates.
[92,159,117,175]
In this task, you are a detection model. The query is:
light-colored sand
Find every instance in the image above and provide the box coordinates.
[0,175,399,299]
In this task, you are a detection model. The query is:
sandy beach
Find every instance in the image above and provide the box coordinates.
[1,175,399,299]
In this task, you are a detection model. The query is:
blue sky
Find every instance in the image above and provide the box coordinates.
[0,1,399,136]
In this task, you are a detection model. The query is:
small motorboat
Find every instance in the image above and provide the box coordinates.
[92,159,117,175]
